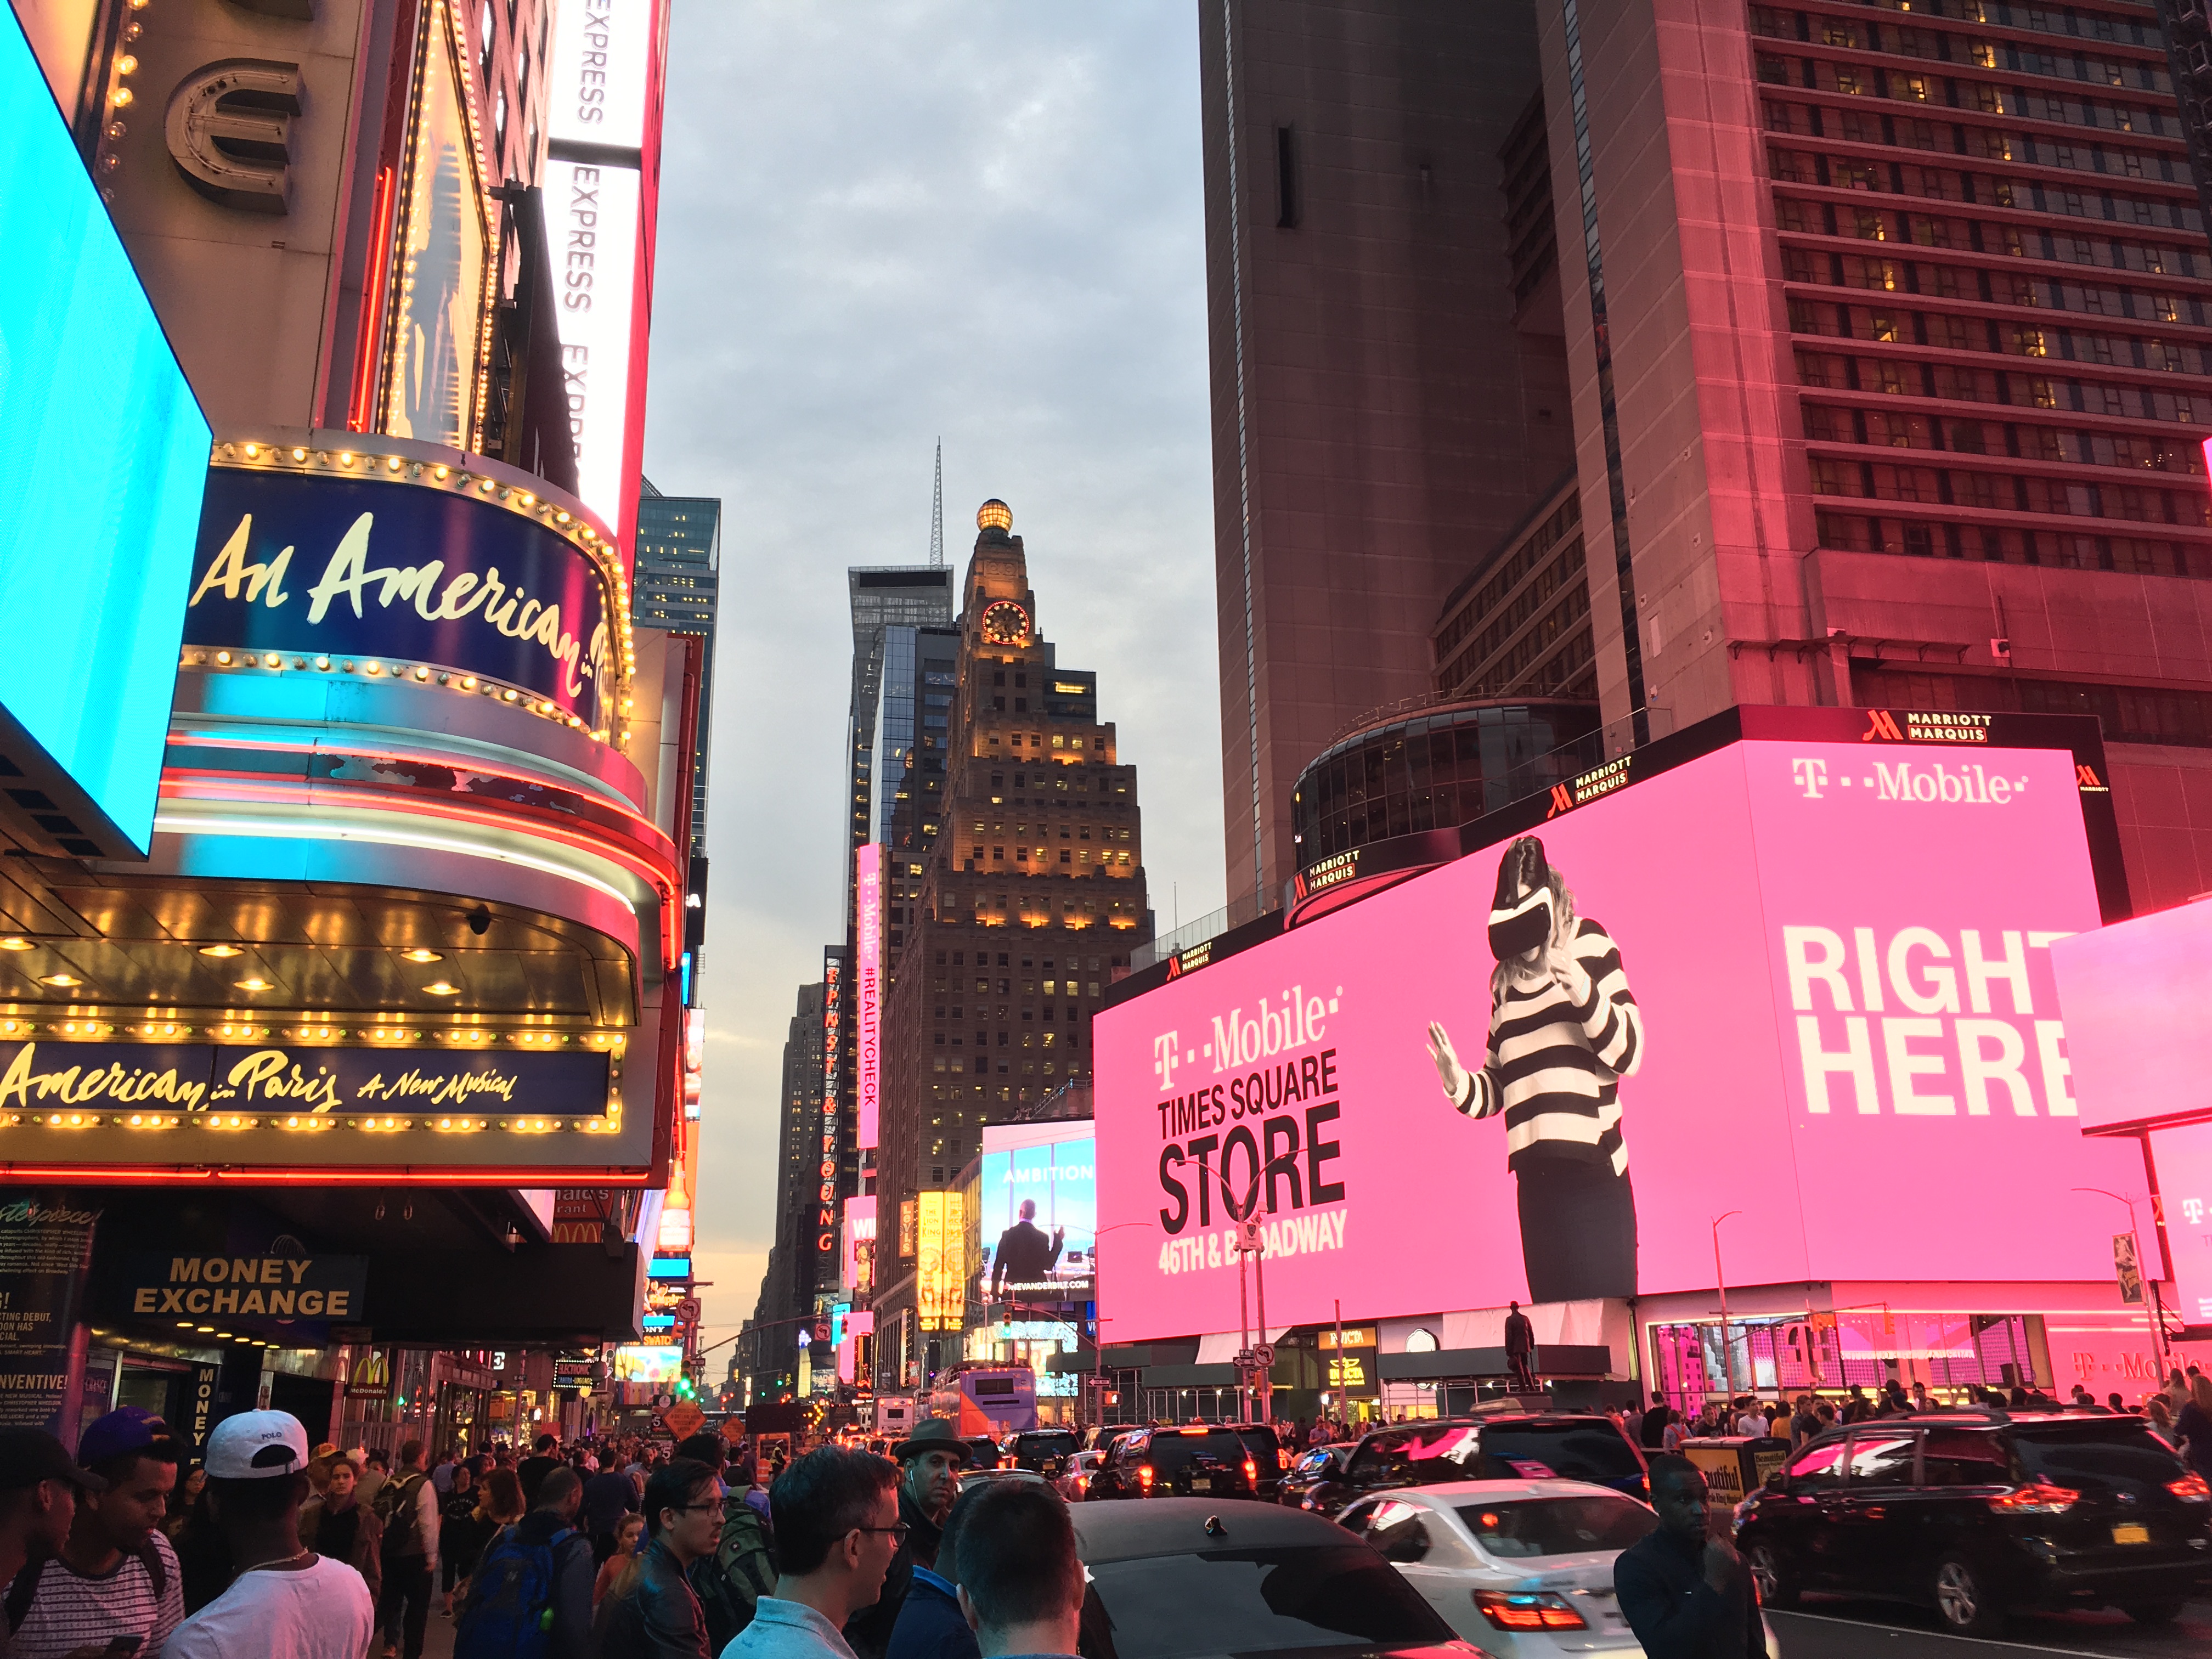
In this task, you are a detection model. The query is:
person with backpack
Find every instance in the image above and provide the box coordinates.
[708,1457,777,1648]
[296,1455,382,1607]
[372,1440,439,1659]
[5,1407,184,1659]
[453,1466,593,1659]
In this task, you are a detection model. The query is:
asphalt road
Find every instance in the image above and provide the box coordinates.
[1769,1596,2212,1658]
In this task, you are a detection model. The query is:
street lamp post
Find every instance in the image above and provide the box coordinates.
[1089,1222,1153,1429]
[2073,1186,2168,1381]
[1712,1211,1743,1405]
[1197,1151,1299,1425]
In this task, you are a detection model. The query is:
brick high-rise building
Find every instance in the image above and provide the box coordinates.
[872,501,1151,1384]
[1539,0,2212,906]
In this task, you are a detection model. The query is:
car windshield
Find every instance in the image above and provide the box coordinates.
[1456,1496,1658,1559]
[1142,1432,1249,1475]
[1020,1432,1080,1457]
[1477,1421,1644,1485]
[2013,1423,2190,1493]
[1081,1545,1452,1659]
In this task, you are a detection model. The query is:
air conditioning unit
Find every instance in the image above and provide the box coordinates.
[1990,636,2012,663]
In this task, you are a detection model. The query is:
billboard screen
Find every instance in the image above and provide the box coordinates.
[612,1344,682,1383]
[2152,1121,2212,1326]
[2051,897,2212,1136]
[917,1189,964,1331]
[543,156,642,541]
[1094,733,2142,1343]
[979,1123,1097,1304]
[856,844,883,1150]
[1,11,210,856]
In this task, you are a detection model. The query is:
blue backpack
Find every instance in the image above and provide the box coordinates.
[454,1523,577,1659]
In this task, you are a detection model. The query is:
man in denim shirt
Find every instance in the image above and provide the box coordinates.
[726,1449,901,1659]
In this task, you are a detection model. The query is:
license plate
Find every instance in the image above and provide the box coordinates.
[1190,1477,1212,1491]
[2113,1523,2151,1545]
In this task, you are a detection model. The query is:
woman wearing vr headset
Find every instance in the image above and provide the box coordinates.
[1425,834,1643,1304]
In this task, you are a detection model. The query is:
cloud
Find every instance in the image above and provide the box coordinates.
[646,2,1225,1350]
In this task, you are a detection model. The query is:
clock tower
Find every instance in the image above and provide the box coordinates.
[872,499,1153,1386]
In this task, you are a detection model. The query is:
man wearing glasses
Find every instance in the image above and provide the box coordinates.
[840,1421,969,1659]
[594,1455,725,1658]
[728,1447,904,1659]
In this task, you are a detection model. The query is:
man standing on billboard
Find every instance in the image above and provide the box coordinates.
[988,1201,1064,1303]
[1426,836,1643,1304]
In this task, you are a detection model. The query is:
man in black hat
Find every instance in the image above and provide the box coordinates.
[0,1428,106,1658]
[842,1421,969,1659]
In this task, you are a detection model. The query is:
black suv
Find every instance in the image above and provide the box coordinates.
[999,1426,1082,1477]
[1087,1425,1263,1501]
[1290,1414,1650,1517]
[1733,1410,2212,1634]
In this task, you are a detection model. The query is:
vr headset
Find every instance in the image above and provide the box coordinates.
[1488,836,1555,961]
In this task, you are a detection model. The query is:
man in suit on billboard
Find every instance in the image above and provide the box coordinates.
[989,1201,1064,1301]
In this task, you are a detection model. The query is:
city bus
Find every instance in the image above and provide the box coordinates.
[928,1364,1037,1438]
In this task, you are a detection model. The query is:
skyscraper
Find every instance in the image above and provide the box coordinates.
[754,977,827,1384]
[1200,1,1578,911]
[848,568,958,893]
[1542,0,2212,905]
[872,501,1151,1385]
[634,481,723,856]
[1203,0,2212,918]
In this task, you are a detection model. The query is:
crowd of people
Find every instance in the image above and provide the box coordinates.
[0,1362,2204,1659]
[0,1405,1053,1659]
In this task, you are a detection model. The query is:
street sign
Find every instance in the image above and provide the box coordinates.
[1234,1217,1262,1254]
[678,1297,703,1324]
[1252,1343,1276,1369]
[665,1401,705,1440]
[720,1415,747,1446]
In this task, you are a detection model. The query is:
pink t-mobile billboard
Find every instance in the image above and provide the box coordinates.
[1093,735,2143,1343]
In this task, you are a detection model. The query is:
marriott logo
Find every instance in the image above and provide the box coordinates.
[1791,757,2029,804]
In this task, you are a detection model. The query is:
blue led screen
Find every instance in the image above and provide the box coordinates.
[0,14,209,854]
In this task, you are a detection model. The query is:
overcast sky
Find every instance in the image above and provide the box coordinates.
[642,2,1227,1359]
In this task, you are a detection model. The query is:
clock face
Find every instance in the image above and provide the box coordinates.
[979,600,1031,646]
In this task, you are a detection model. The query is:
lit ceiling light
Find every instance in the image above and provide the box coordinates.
[424,981,461,996]
[0,938,32,951]
[198,944,244,958]
[234,978,272,992]
[399,949,444,963]
[38,973,81,988]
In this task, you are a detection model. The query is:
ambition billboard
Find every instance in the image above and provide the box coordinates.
[1093,710,2142,1344]
[979,1123,1098,1304]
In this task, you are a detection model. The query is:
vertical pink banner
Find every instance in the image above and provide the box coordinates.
[856,843,884,1150]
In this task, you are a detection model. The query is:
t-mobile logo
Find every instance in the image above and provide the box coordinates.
[1153,1032,1181,1090]
[1791,758,1830,799]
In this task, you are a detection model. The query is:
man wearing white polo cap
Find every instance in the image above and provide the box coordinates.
[162,1411,373,1659]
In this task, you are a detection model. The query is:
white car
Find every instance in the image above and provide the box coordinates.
[1057,1447,1104,1500]
[1340,1477,1779,1658]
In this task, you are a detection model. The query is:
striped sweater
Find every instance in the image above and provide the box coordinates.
[1451,915,1643,1175]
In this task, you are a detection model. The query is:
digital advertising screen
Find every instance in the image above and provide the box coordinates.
[2051,895,2211,1136]
[978,1124,1097,1303]
[0,10,210,856]
[1094,731,2143,1344]
[2151,1121,2212,1326]
[612,1344,683,1384]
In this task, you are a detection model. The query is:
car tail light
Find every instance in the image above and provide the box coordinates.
[2169,1472,2210,1503]
[1989,1480,2079,1515]
[1243,1457,1259,1486]
[1471,1590,1587,1631]
[1073,1474,1089,1494]
[1000,1458,1014,1470]
[1136,1464,1153,1492]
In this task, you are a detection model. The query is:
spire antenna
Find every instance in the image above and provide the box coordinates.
[929,439,944,567]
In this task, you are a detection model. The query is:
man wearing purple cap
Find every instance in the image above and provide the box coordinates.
[162,1411,371,1659]
[4,1406,183,1658]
